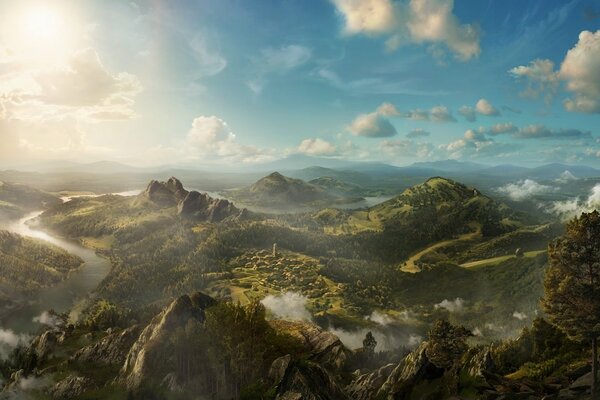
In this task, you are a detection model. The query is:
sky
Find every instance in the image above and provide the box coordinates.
[0,0,599,169]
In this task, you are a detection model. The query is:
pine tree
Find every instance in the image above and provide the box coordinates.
[542,210,600,398]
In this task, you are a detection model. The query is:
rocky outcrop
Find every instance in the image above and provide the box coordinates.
[49,375,97,399]
[140,177,241,222]
[270,320,351,371]
[119,292,215,390]
[142,177,189,206]
[345,363,396,400]
[273,360,348,400]
[73,325,141,366]
[177,190,239,222]
[29,329,60,362]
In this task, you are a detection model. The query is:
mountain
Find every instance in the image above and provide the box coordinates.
[409,160,487,173]
[139,177,240,222]
[529,163,600,180]
[226,172,361,211]
[317,177,525,241]
[309,176,364,196]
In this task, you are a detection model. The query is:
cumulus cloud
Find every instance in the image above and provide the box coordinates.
[406,128,430,138]
[510,30,600,113]
[261,292,312,321]
[332,0,481,61]
[475,98,500,116]
[404,105,456,122]
[497,179,555,201]
[441,129,513,159]
[560,30,600,113]
[486,123,518,136]
[297,138,337,156]
[349,103,400,137]
[509,59,559,103]
[185,115,272,163]
[434,297,464,312]
[459,99,500,121]
[350,112,397,137]
[549,184,600,220]
[32,48,141,110]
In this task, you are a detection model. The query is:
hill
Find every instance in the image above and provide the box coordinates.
[227,172,362,211]
[0,230,82,308]
[0,181,61,220]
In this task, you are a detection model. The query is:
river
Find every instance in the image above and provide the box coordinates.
[0,210,114,334]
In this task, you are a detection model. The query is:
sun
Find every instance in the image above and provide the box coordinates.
[23,7,63,40]
[15,4,74,63]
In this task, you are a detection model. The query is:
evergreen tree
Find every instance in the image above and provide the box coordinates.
[542,211,600,398]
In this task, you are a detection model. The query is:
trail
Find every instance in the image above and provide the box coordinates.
[460,250,546,269]
[401,224,481,273]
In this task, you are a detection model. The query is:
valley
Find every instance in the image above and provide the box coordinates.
[0,162,596,400]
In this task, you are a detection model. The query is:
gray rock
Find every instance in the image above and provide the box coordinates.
[50,375,96,399]
[73,325,141,366]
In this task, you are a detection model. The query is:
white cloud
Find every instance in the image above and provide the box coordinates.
[261,292,312,321]
[556,170,577,183]
[376,102,401,116]
[441,129,513,160]
[510,30,600,113]
[350,112,397,137]
[404,105,456,122]
[458,99,500,121]
[560,30,600,113]
[332,0,481,61]
[366,310,393,326]
[497,179,555,201]
[33,311,62,328]
[184,115,272,163]
[509,59,559,103]
[349,102,400,138]
[549,184,600,220]
[475,98,500,116]
[434,297,465,312]
[512,311,528,321]
[298,138,337,156]
[486,122,518,135]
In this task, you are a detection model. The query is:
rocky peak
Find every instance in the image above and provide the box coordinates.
[142,177,189,206]
[177,191,239,222]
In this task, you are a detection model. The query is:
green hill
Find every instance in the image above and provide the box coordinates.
[0,181,61,219]
[0,230,82,306]
[227,172,361,211]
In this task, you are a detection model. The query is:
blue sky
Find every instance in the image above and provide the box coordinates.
[0,0,599,168]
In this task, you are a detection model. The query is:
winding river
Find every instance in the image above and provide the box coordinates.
[1,207,114,334]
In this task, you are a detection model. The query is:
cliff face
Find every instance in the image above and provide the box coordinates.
[120,292,215,390]
[141,177,241,222]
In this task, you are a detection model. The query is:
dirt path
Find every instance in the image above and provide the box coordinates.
[460,250,546,269]
[401,224,481,273]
